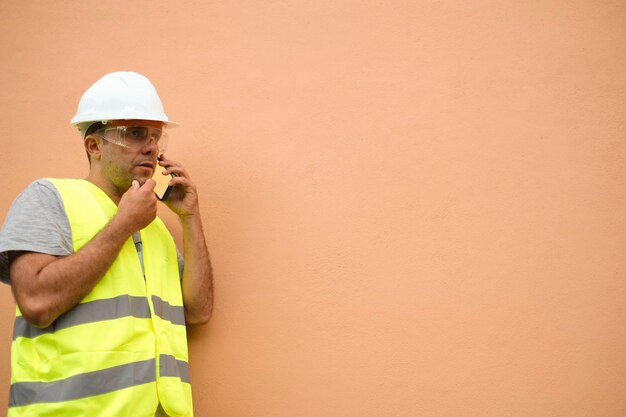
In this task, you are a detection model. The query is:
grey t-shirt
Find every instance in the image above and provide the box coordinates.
[0,179,183,283]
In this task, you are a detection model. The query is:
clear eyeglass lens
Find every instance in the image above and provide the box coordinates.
[101,126,168,152]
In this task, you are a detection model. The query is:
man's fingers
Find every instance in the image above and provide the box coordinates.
[131,180,140,190]
[142,179,157,191]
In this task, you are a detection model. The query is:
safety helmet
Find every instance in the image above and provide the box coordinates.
[70,71,177,138]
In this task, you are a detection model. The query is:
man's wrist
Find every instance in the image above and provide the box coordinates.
[106,215,135,242]
[179,211,201,224]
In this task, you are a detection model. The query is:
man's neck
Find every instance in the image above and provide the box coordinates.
[84,174,124,205]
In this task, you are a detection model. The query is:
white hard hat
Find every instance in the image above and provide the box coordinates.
[70,71,177,137]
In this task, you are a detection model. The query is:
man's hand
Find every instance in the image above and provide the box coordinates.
[157,155,200,218]
[114,179,158,234]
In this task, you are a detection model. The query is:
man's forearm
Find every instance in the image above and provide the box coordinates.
[180,213,213,324]
[10,216,134,327]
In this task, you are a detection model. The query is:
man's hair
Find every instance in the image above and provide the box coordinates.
[84,122,106,138]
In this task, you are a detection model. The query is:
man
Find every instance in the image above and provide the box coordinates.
[0,72,213,417]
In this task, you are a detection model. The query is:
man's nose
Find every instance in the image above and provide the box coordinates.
[142,138,159,154]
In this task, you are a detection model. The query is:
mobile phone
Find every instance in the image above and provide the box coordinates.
[152,161,175,201]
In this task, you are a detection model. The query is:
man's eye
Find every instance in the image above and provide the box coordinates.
[126,128,146,139]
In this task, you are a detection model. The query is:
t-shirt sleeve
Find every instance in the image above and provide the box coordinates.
[0,179,73,284]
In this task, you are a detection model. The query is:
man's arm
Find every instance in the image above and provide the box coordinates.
[159,155,213,324]
[180,214,213,324]
[10,180,158,328]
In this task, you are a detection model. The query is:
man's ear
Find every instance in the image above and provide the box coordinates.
[84,134,103,160]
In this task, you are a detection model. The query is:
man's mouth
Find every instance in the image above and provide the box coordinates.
[137,161,155,170]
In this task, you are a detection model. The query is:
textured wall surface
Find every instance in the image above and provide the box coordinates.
[1,1,625,416]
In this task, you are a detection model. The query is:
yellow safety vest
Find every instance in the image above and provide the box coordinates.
[8,179,193,417]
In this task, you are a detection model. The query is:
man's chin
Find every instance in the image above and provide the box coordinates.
[133,166,155,185]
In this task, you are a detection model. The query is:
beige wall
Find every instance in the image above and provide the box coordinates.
[1,1,626,416]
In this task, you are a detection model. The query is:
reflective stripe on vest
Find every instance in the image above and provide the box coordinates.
[13,295,184,340]
[9,179,193,417]
[9,355,190,408]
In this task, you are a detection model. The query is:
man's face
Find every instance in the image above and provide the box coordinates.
[99,119,165,192]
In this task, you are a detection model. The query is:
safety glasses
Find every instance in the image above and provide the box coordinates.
[95,126,168,153]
